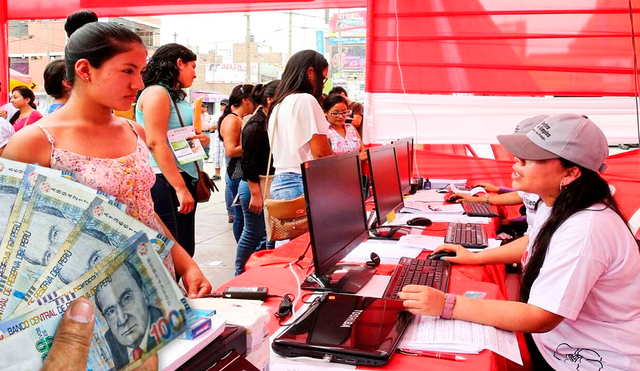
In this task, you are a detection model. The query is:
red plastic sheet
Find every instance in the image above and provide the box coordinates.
[366,0,640,96]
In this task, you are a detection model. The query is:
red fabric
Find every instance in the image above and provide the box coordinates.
[366,0,640,96]
[6,0,365,19]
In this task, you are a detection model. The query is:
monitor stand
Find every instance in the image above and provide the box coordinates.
[301,264,376,294]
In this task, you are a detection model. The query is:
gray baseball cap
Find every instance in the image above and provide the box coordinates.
[497,113,609,173]
[512,115,549,134]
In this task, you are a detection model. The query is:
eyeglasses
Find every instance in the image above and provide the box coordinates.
[328,111,349,118]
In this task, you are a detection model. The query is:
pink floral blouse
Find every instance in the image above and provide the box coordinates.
[327,124,361,155]
[35,122,175,278]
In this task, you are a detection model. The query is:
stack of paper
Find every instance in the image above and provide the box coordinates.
[342,239,421,264]
[430,179,467,189]
[402,200,464,214]
[398,315,523,365]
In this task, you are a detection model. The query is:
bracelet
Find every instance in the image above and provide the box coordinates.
[485,194,490,203]
[441,293,456,319]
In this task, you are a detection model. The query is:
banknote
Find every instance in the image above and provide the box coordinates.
[0,232,188,371]
[0,174,122,321]
[15,199,174,313]
[0,161,73,281]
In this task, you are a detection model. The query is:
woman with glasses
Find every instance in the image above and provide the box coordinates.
[323,94,366,160]
[267,50,333,203]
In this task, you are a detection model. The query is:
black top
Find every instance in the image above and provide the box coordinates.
[241,109,275,183]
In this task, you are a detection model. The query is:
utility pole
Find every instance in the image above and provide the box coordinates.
[245,13,251,83]
[288,11,293,62]
[173,32,177,43]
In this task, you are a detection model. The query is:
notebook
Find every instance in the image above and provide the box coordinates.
[272,293,413,366]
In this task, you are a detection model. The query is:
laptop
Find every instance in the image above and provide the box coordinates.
[272,293,413,366]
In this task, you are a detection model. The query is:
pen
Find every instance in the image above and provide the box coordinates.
[399,349,466,361]
[427,205,441,212]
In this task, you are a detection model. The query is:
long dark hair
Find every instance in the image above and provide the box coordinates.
[65,22,143,85]
[10,86,36,124]
[519,160,628,302]
[268,50,328,117]
[250,80,280,130]
[141,43,196,101]
[218,84,254,141]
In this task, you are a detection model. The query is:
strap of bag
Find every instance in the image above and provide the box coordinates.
[262,105,279,198]
[169,90,205,175]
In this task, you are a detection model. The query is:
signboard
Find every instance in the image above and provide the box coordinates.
[205,63,258,84]
[329,10,366,32]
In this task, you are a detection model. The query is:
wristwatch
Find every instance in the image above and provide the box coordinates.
[441,293,456,319]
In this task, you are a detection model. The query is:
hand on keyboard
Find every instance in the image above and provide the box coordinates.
[397,285,446,316]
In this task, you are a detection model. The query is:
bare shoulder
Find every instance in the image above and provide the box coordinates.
[2,123,52,165]
[129,120,147,142]
[138,85,170,106]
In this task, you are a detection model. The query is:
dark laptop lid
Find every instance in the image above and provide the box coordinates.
[272,294,413,366]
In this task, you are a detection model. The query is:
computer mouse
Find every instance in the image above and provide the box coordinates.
[428,251,457,260]
[406,217,432,227]
[445,195,463,203]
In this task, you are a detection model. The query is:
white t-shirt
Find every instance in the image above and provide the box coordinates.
[0,117,14,148]
[517,191,540,235]
[522,203,640,371]
[268,93,329,174]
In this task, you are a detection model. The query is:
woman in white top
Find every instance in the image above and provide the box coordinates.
[267,50,333,200]
[400,114,640,371]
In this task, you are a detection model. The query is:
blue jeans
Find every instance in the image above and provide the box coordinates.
[225,173,243,242]
[270,173,304,200]
[235,180,271,275]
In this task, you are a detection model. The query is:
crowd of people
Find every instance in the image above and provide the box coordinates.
[2,8,639,371]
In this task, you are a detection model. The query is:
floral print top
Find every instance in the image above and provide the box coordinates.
[327,124,361,155]
[35,122,175,278]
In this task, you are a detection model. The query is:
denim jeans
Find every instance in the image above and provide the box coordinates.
[270,172,304,200]
[234,180,271,275]
[225,172,243,242]
[151,173,198,257]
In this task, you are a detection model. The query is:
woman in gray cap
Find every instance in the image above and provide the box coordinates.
[399,114,640,370]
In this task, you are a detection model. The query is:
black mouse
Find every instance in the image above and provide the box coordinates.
[446,195,463,203]
[428,251,457,260]
[406,217,432,226]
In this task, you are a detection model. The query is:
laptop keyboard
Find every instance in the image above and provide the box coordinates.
[382,257,450,299]
[461,201,499,217]
[445,222,488,248]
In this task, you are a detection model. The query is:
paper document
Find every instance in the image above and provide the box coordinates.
[389,213,491,225]
[403,200,464,214]
[430,179,466,189]
[398,235,445,251]
[399,315,522,364]
[342,240,421,264]
[168,126,206,165]
[450,183,487,196]
[404,190,446,203]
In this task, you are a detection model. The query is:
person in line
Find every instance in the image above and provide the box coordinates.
[0,82,15,154]
[209,98,227,183]
[267,50,333,202]
[323,94,366,160]
[328,86,363,135]
[136,43,210,258]
[44,59,71,113]
[235,80,279,275]
[9,86,42,131]
[219,84,254,242]
[2,20,211,298]
[399,114,640,370]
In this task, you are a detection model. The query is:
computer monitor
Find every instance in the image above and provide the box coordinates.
[367,144,404,228]
[392,139,411,194]
[300,151,375,294]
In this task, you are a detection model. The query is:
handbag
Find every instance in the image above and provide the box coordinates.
[171,96,218,202]
[261,106,308,241]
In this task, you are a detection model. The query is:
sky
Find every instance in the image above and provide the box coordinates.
[157,9,336,58]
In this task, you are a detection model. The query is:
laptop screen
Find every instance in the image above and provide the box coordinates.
[273,294,413,365]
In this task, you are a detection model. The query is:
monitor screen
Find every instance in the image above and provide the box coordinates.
[367,145,404,227]
[302,152,368,278]
[393,140,411,194]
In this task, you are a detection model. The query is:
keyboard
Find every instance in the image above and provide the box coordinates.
[382,257,450,299]
[461,201,499,217]
[445,222,489,248]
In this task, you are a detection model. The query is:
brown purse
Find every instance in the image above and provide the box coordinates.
[171,97,218,202]
[261,107,308,241]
